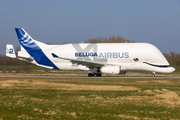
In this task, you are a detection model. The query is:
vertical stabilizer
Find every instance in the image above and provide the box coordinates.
[6,44,16,58]
[15,28,40,51]
[15,28,58,69]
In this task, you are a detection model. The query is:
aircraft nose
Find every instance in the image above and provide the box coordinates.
[168,67,175,73]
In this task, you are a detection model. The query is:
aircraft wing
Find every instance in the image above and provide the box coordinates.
[52,53,107,68]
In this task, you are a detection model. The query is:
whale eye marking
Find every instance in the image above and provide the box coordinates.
[133,57,139,62]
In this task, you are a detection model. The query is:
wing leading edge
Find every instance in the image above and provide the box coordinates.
[51,53,108,68]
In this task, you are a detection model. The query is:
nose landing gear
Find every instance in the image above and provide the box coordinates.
[152,72,155,77]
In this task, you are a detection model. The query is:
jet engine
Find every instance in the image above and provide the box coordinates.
[101,66,121,74]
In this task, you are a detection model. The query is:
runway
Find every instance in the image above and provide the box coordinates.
[0,75,180,79]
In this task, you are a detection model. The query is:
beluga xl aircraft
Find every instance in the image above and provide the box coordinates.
[6,28,175,77]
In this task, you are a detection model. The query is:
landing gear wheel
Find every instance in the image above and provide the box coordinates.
[88,73,93,77]
[97,73,102,77]
[88,73,102,77]
[152,72,155,77]
[152,74,155,77]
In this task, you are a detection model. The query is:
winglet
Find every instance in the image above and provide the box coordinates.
[52,53,59,58]
[6,44,16,58]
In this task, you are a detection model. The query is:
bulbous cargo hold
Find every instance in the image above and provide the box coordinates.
[96,43,175,75]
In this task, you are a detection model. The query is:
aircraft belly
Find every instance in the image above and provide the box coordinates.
[54,63,77,70]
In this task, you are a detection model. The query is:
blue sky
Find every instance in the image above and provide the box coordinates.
[0,0,180,55]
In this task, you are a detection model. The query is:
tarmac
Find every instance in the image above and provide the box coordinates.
[0,75,180,79]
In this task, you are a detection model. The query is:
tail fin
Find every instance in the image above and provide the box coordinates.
[6,44,16,58]
[15,28,41,50]
[15,28,58,69]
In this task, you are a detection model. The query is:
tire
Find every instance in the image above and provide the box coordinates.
[88,73,93,77]
[97,73,102,77]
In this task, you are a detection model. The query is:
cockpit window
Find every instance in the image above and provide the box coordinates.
[133,57,139,62]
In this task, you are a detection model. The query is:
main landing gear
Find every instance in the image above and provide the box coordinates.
[88,67,102,77]
[88,73,102,77]
[152,72,155,77]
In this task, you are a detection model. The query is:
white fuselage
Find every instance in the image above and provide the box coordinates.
[39,43,175,73]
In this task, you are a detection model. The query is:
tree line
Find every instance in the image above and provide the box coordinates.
[163,52,180,66]
[1,36,179,66]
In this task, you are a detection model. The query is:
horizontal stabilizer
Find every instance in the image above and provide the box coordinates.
[18,56,34,63]
[6,44,16,58]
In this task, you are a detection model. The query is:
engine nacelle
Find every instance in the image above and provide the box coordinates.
[101,66,121,74]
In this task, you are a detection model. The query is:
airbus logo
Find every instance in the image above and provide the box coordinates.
[73,44,129,62]
[98,52,129,58]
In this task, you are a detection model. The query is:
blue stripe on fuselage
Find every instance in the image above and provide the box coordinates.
[27,48,59,69]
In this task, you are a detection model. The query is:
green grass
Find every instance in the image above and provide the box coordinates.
[174,66,180,73]
[0,65,44,70]
[0,77,180,119]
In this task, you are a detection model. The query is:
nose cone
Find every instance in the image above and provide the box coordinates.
[168,67,175,73]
